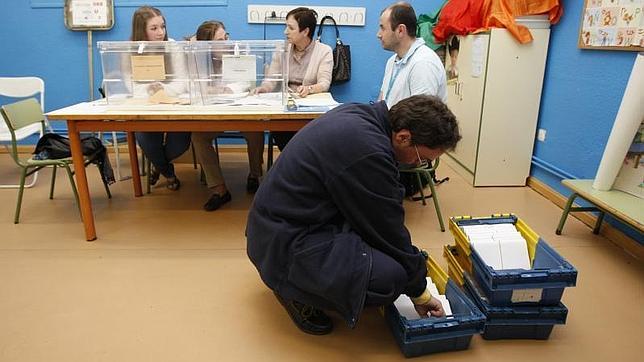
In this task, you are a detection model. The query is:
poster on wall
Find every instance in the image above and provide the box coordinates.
[578,0,644,51]
[613,122,644,198]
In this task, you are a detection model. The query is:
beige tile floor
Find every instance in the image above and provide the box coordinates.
[0,151,642,362]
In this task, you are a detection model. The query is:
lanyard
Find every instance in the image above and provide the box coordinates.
[384,43,422,104]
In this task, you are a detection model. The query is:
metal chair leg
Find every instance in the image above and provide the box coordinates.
[49,165,57,199]
[0,145,38,189]
[191,142,198,169]
[63,165,82,220]
[593,211,605,234]
[414,172,427,206]
[267,132,274,171]
[103,179,112,199]
[556,193,578,235]
[146,158,151,194]
[14,168,27,224]
[426,174,445,232]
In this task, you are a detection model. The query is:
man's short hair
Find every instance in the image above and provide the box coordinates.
[287,7,318,40]
[385,2,417,37]
[389,95,461,151]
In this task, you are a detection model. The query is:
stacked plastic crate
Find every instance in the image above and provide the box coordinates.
[444,214,577,340]
[383,255,486,357]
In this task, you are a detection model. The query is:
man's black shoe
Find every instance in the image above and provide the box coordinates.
[274,292,333,335]
[203,191,231,211]
[246,175,260,194]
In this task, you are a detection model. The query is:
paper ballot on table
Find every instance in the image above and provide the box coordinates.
[222,55,256,82]
[294,92,340,107]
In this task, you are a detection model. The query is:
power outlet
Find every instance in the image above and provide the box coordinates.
[247,5,366,26]
[537,128,547,142]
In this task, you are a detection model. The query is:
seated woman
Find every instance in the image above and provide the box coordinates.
[130,6,191,190]
[255,7,333,151]
[191,20,265,212]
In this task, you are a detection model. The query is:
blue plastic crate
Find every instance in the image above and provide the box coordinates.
[384,255,486,358]
[463,272,568,340]
[470,238,576,305]
[451,214,578,306]
[384,280,486,357]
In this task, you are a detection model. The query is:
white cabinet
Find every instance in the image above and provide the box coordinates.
[444,27,550,186]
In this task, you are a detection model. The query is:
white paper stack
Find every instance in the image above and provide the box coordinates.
[426,277,440,296]
[394,276,453,320]
[434,295,453,316]
[470,237,503,270]
[394,294,420,320]
[462,223,531,270]
[496,237,531,270]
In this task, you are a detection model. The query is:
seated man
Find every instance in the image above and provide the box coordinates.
[246,95,461,334]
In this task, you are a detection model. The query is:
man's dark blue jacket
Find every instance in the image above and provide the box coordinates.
[246,101,427,327]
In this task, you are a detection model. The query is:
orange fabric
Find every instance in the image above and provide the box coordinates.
[433,0,562,44]
[482,0,562,43]
[433,0,486,44]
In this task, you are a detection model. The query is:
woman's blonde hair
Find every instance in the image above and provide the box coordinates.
[130,6,168,41]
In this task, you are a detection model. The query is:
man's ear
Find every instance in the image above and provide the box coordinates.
[393,129,412,146]
[396,24,407,37]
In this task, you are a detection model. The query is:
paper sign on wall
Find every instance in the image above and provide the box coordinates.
[222,55,257,82]
[72,0,108,27]
[131,55,166,81]
[471,36,485,78]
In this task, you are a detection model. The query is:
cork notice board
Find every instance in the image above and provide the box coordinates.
[578,0,644,51]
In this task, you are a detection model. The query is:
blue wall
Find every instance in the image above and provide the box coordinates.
[532,1,641,242]
[0,0,443,109]
[1,1,641,242]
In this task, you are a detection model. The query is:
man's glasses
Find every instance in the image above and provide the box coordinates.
[414,145,430,168]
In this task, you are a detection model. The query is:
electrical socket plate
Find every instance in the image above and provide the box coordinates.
[247,4,366,26]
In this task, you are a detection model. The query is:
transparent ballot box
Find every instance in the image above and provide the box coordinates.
[98,41,194,105]
[190,40,287,107]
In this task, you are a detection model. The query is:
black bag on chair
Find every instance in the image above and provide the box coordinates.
[317,15,351,84]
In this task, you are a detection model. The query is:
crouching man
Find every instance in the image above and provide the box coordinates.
[246,95,461,334]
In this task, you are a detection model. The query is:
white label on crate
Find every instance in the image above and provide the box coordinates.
[511,288,543,303]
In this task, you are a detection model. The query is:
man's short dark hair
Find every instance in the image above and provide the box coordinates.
[389,95,461,151]
[385,2,417,37]
[287,7,318,40]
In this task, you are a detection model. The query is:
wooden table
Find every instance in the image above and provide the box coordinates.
[556,179,644,235]
[47,101,322,241]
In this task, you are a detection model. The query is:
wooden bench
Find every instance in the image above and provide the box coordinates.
[556,179,643,235]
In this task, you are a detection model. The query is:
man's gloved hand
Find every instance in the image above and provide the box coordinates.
[413,296,445,318]
[410,285,445,318]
